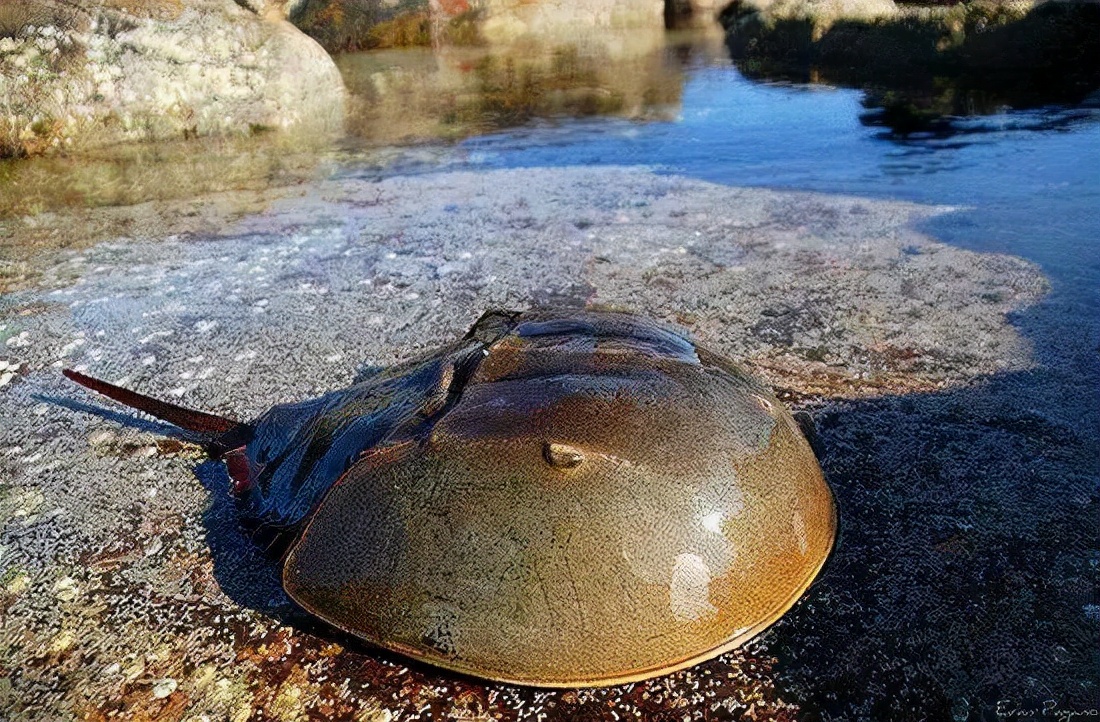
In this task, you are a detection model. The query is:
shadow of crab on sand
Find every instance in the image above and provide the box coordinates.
[193,362,390,619]
[193,460,292,618]
[763,316,1099,720]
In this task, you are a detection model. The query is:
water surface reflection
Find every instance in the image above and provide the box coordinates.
[335,28,687,146]
[4,12,1098,218]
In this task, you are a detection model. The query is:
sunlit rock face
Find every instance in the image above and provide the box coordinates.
[236,0,310,19]
[296,0,732,146]
[0,0,345,158]
[323,0,700,147]
[430,0,665,42]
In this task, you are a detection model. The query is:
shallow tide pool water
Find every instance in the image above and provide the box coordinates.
[453,39,1099,281]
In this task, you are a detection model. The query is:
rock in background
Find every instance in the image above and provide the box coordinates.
[429,0,666,45]
[291,0,671,53]
[0,0,345,158]
[719,0,1100,134]
[725,0,898,34]
[291,0,435,52]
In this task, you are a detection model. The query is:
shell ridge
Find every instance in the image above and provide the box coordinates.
[244,339,491,529]
[240,350,454,527]
[514,312,699,362]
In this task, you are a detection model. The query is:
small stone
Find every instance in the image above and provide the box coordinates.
[355,705,393,722]
[53,576,78,602]
[123,658,146,681]
[152,678,178,699]
[543,442,585,469]
[5,572,28,595]
[87,429,118,446]
[48,632,75,654]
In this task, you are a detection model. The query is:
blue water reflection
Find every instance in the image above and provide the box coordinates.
[461,64,1100,311]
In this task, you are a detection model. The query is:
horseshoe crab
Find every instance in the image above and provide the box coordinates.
[65,309,836,687]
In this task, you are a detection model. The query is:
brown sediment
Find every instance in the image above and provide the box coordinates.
[750,354,954,402]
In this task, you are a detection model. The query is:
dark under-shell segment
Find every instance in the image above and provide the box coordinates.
[233,341,482,529]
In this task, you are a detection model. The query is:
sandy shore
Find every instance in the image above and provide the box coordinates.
[2,166,1084,720]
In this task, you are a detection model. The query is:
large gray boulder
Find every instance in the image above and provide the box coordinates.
[0,0,345,157]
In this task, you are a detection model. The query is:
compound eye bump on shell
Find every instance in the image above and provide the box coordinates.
[64,308,837,688]
[543,441,585,469]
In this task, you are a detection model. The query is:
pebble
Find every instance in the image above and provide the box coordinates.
[5,572,29,595]
[53,577,78,602]
[87,429,118,446]
[152,678,178,699]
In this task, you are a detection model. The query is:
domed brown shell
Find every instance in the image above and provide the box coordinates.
[282,310,836,687]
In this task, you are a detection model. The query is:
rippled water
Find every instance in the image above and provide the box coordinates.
[7,26,1097,287]
[454,49,1100,305]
